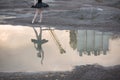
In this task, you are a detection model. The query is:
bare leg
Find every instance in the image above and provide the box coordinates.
[38,9,42,23]
[32,9,39,23]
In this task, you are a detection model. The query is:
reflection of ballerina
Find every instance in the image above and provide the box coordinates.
[31,26,48,64]
[31,0,49,23]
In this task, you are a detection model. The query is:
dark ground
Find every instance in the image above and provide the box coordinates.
[0,64,120,80]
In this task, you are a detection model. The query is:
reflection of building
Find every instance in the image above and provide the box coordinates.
[76,30,112,56]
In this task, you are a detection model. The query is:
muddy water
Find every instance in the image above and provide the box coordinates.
[0,25,120,72]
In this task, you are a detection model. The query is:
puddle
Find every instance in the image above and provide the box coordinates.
[0,25,120,72]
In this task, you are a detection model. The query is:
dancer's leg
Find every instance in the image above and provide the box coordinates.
[38,9,42,23]
[34,0,37,5]
[32,9,39,23]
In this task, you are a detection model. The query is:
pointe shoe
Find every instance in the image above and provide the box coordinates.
[38,19,42,23]
[32,20,34,24]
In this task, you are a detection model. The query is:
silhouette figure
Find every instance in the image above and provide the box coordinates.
[31,26,48,64]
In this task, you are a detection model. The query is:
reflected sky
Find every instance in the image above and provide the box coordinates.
[0,25,120,72]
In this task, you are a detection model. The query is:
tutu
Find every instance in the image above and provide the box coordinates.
[31,2,49,8]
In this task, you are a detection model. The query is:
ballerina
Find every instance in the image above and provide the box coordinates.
[31,0,49,23]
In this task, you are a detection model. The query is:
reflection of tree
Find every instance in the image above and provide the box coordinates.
[69,30,77,50]
[31,27,48,64]
[49,30,66,54]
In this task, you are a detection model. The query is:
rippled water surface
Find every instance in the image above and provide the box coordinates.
[0,25,120,72]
